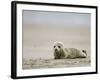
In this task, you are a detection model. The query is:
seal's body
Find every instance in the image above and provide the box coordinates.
[53,42,87,59]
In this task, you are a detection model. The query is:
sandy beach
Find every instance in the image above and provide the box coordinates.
[23,58,91,69]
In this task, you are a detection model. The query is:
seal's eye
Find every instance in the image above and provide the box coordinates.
[58,46,60,48]
[54,46,56,48]
[82,50,84,52]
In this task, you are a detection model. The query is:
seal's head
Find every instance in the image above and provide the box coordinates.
[53,41,65,59]
[53,41,64,52]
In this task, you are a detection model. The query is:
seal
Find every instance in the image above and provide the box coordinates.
[53,41,87,59]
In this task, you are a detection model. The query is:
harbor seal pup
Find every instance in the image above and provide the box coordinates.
[53,41,87,59]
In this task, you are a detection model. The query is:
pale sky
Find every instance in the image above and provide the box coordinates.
[23,10,90,27]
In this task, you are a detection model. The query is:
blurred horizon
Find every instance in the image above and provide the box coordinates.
[23,10,90,28]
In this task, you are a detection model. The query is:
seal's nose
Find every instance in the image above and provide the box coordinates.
[55,48,58,51]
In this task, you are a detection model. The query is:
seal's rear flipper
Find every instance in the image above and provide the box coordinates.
[82,50,87,57]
